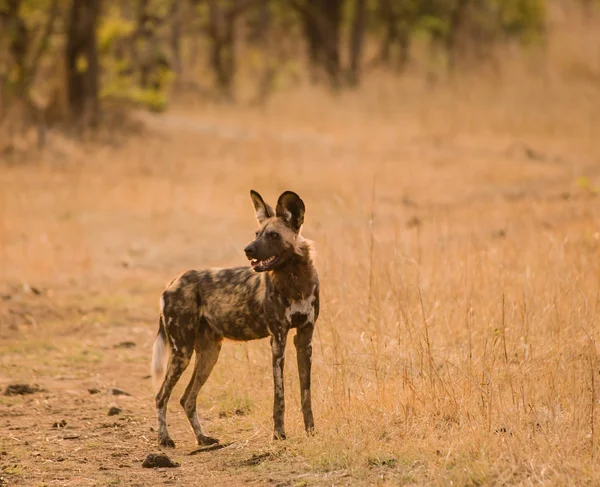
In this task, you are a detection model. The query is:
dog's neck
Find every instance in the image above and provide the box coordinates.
[268,242,316,300]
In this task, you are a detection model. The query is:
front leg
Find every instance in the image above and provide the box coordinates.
[270,332,288,440]
[294,323,314,433]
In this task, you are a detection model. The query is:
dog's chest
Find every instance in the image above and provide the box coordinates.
[284,296,315,328]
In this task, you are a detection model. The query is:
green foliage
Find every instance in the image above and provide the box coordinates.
[497,0,546,42]
[0,0,556,122]
[19,0,53,20]
[391,0,546,46]
[0,0,62,110]
[576,176,600,196]
[417,14,449,38]
[100,59,171,113]
[98,10,172,113]
[98,12,135,56]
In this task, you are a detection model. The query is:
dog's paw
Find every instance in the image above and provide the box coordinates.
[159,437,176,448]
[198,435,219,446]
[273,430,287,440]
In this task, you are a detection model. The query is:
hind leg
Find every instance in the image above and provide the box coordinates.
[155,346,193,447]
[155,294,196,448]
[180,325,222,445]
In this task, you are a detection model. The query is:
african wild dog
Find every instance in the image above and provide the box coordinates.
[152,190,319,447]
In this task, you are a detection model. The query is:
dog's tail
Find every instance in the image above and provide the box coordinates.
[151,314,169,393]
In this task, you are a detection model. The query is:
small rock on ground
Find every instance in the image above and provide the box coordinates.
[108,407,122,416]
[4,384,42,396]
[108,388,131,396]
[142,453,180,468]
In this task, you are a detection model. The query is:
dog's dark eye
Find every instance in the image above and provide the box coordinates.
[267,232,280,239]
[255,231,260,237]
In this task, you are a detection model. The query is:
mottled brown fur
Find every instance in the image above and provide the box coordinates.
[152,190,319,447]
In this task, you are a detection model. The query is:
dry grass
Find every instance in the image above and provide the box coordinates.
[1,7,600,487]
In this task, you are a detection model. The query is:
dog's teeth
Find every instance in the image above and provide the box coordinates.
[252,256,275,268]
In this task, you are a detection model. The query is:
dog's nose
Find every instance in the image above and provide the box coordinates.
[244,244,256,258]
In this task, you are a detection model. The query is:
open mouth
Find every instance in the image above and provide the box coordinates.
[250,255,278,271]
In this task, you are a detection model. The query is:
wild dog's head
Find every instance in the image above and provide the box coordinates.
[244,190,305,272]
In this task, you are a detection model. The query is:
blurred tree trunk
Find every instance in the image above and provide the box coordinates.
[65,0,101,127]
[445,0,469,74]
[170,0,183,78]
[379,0,397,64]
[293,0,344,90]
[379,0,413,72]
[397,26,411,71]
[207,0,236,100]
[320,0,343,89]
[137,0,152,88]
[298,5,322,83]
[1,0,59,146]
[134,0,172,92]
[247,0,278,104]
[2,0,28,99]
[206,0,257,100]
[348,0,366,86]
[247,0,270,45]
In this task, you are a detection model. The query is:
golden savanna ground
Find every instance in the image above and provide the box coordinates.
[1,10,600,487]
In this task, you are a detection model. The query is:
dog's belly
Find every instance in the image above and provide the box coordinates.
[211,317,270,341]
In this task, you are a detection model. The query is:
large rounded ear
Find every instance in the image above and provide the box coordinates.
[276,191,305,232]
[250,190,274,224]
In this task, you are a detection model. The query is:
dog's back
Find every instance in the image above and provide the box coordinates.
[162,268,270,341]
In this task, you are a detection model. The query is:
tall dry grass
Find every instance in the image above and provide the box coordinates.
[1,3,599,485]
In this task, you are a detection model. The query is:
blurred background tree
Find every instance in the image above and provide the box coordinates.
[0,0,591,144]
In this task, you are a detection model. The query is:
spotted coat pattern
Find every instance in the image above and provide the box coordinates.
[152,190,319,447]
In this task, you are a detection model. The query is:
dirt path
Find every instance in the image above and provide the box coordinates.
[1,105,599,486]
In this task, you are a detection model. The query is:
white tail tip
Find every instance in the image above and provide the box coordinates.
[151,333,168,392]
